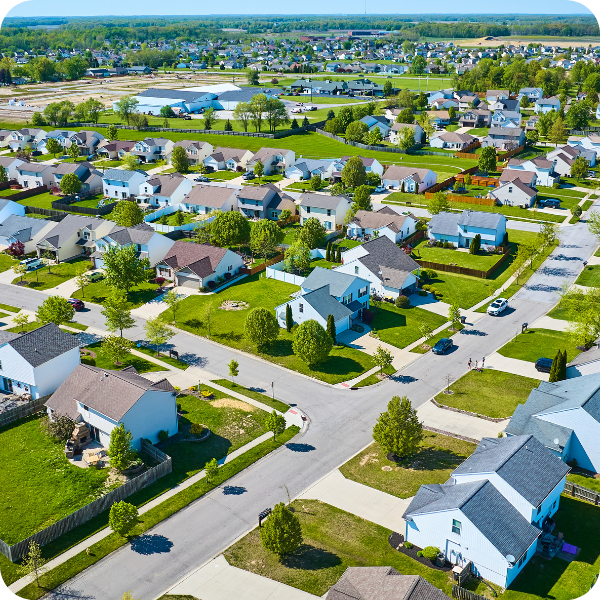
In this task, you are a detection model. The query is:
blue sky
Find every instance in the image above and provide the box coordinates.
[3,0,596,16]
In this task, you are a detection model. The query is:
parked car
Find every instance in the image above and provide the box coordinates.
[243,172,255,180]
[538,198,560,209]
[374,185,386,193]
[181,114,191,120]
[86,271,104,283]
[487,297,508,316]
[67,298,85,311]
[432,338,453,354]
[20,257,43,271]
[535,357,553,373]
[589,171,596,178]
[194,175,209,182]
[295,102,304,106]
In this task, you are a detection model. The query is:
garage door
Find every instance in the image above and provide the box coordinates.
[177,275,200,290]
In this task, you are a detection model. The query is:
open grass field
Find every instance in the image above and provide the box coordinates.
[412,241,504,271]
[575,265,600,288]
[434,369,540,419]
[12,256,90,291]
[340,432,476,499]
[72,273,160,308]
[497,328,580,363]
[161,274,375,384]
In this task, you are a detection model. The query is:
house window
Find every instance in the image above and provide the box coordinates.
[509,187,513,193]
[358,286,368,298]
[355,266,359,275]
[83,405,88,411]
[327,209,331,216]
[299,303,304,313]
[0,360,2,370]
[228,265,232,271]
[306,206,311,213]
[518,554,526,568]
[553,500,556,509]
[343,293,352,304]
[452,519,461,535]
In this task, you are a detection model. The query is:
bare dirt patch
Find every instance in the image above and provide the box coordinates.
[212,398,255,412]
[219,300,249,311]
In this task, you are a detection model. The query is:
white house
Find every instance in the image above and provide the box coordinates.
[482,128,526,151]
[347,206,417,244]
[274,267,370,334]
[156,241,244,290]
[45,363,178,450]
[102,168,149,199]
[505,156,559,187]
[0,156,26,180]
[430,131,475,150]
[488,179,537,207]
[568,135,600,159]
[382,165,437,192]
[136,173,193,209]
[535,97,561,114]
[491,110,522,129]
[389,123,424,145]
[403,435,570,589]
[335,236,420,298]
[285,158,339,181]
[247,147,296,175]
[0,198,26,222]
[359,115,391,138]
[518,87,544,102]
[485,89,510,103]
[7,128,46,151]
[547,144,596,171]
[53,162,103,194]
[428,210,507,248]
[0,214,57,254]
[131,137,175,163]
[179,184,238,215]
[0,323,81,399]
[168,140,214,166]
[236,184,296,220]
[298,192,352,232]
[92,222,174,269]
[16,163,57,188]
[204,147,254,172]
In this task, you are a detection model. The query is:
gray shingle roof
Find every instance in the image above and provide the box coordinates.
[302,266,367,298]
[184,185,237,208]
[102,168,147,182]
[0,214,51,242]
[3,323,80,368]
[457,210,506,230]
[428,212,459,237]
[300,284,354,322]
[37,214,106,248]
[299,192,349,210]
[106,223,156,246]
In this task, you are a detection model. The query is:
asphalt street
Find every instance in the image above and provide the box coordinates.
[4,216,596,600]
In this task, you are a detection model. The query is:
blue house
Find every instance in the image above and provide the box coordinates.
[428,210,507,249]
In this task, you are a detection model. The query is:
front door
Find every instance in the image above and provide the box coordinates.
[89,425,100,442]
[2,378,12,393]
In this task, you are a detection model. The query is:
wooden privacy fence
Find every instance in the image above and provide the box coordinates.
[24,206,69,220]
[0,438,172,562]
[452,585,487,600]
[315,128,422,154]
[424,192,496,206]
[564,480,600,505]
[454,140,481,158]
[498,145,525,161]
[416,248,511,279]
[240,253,285,276]
[0,396,47,428]
[455,173,499,187]
[50,200,117,216]
[425,165,479,195]
[0,185,48,201]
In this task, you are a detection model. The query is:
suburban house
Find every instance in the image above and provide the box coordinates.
[102,168,149,199]
[505,373,600,473]
[71,130,105,156]
[428,110,451,128]
[16,163,57,188]
[518,87,544,102]
[203,147,254,172]
[335,236,420,298]
[382,165,437,192]
[491,110,522,129]
[45,363,178,450]
[403,435,570,589]
[339,156,384,177]
[0,156,26,180]
[505,156,559,187]
[40,129,79,153]
[568,135,600,158]
[0,214,57,254]
[428,210,507,248]
[247,148,296,175]
[485,90,510,103]
[459,109,492,129]
[298,193,352,232]
[535,97,561,114]
[131,137,175,163]
[431,98,459,111]
[168,140,214,165]
[430,132,475,150]
[488,98,520,112]
[236,184,296,220]
[457,94,479,110]
[359,115,391,137]
[481,128,525,151]
[36,213,114,262]
[325,567,449,600]
[178,185,237,215]
[53,162,103,194]
[285,158,338,181]
[97,140,137,160]
[0,199,25,222]
[136,173,193,208]
[499,169,538,188]
[0,323,81,399]
[489,179,537,207]
[7,128,46,151]
[547,144,596,173]
[389,123,424,145]
[347,206,417,243]
[156,241,244,290]
[525,115,540,131]
[274,267,370,334]
[92,222,174,269]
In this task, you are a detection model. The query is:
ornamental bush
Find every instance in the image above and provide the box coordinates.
[395,295,410,308]
[190,423,205,436]
[421,546,440,561]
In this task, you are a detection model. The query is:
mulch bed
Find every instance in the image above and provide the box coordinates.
[388,533,453,572]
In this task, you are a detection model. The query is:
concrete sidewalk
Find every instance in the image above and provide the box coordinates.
[484,353,548,381]
[531,315,568,332]
[298,469,410,533]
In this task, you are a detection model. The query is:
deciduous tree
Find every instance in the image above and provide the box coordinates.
[102,335,133,365]
[266,410,286,440]
[478,146,497,173]
[36,295,75,326]
[144,316,174,355]
[428,191,450,215]
[115,95,139,125]
[109,501,138,537]
[341,155,367,189]
[245,307,280,348]
[292,319,333,366]
[297,217,326,249]
[108,424,135,472]
[45,137,62,158]
[170,146,189,173]
[111,200,144,226]
[373,345,393,374]
[373,395,424,458]
[250,219,283,260]
[19,541,47,586]
[59,172,82,196]
[102,244,150,297]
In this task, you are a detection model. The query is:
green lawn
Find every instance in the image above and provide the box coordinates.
[154,211,195,227]
[466,127,490,136]
[567,471,600,493]
[12,257,90,290]
[82,342,164,374]
[412,241,504,271]
[72,274,160,308]
[369,300,447,349]
[134,345,189,370]
[0,187,30,197]
[0,414,110,545]
[281,223,302,245]
[0,253,17,273]
[434,370,540,419]
[340,433,476,498]
[581,200,594,212]
[0,302,20,313]
[16,192,105,211]
[410,324,463,354]
[498,329,580,363]
[537,186,586,198]
[575,265,600,288]
[161,274,375,384]
[224,499,452,597]
[446,124,459,132]
[354,365,396,387]
[211,379,289,413]
[421,271,497,309]
[546,307,571,322]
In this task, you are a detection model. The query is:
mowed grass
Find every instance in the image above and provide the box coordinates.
[72,274,159,308]
[211,379,289,413]
[16,192,105,211]
[81,342,164,375]
[224,500,452,597]
[412,241,504,271]
[370,300,447,349]
[497,328,580,363]
[0,253,17,273]
[339,432,476,499]
[161,274,375,384]
[0,414,110,545]
[575,265,600,288]
[12,257,90,290]
[434,370,540,419]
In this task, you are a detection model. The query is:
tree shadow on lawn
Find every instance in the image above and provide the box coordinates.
[282,544,342,571]
[394,446,468,473]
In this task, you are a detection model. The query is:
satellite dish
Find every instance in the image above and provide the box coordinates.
[506,554,515,564]
[554,438,560,445]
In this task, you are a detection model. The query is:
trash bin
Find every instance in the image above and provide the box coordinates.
[460,316,467,324]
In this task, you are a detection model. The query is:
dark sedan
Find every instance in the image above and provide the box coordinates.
[432,338,453,355]
[535,358,553,373]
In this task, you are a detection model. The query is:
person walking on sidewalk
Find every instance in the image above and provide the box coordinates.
[475,360,478,371]
[481,356,485,369]
[468,358,472,370]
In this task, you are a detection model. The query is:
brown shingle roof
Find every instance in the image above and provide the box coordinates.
[184,185,236,208]
[161,241,228,278]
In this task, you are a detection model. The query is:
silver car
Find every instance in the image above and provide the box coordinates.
[487,297,508,316]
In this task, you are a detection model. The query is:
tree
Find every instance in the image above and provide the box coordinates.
[122,152,140,171]
[383,80,393,97]
[209,211,252,250]
[253,159,264,181]
[341,156,367,189]
[40,412,74,441]
[232,101,252,132]
[526,129,539,145]
[115,96,139,125]
[67,143,80,161]
[549,350,560,383]
[448,303,462,330]
[284,242,311,274]
[8,240,24,257]
[224,119,233,132]
[250,93,269,132]
[102,335,133,365]
[20,541,47,586]
[245,308,279,348]
[13,311,29,331]
[345,120,368,142]
[108,423,135,472]
[109,501,138,537]
[539,222,560,248]
[337,106,354,131]
[326,313,336,345]
[309,174,322,191]
[161,289,182,325]
[428,191,450,215]
[36,296,75,326]
[588,210,600,241]
[396,108,414,124]
[324,117,343,135]
[228,359,239,382]
[203,107,217,130]
[170,146,189,174]
[373,395,424,458]
[160,105,176,119]
[285,303,293,333]
[107,125,118,141]
[31,112,45,127]
[364,128,383,146]
[75,265,89,298]
[397,127,415,151]
[279,209,292,224]
[549,116,567,147]
[297,217,326,249]
[448,105,457,120]
[566,101,591,130]
[82,98,104,124]
[101,292,135,337]
[247,69,260,85]
[111,200,144,227]
[410,55,427,75]
[352,185,372,213]
[478,146,497,173]
[251,219,284,260]
[264,98,290,132]
[290,118,299,130]
[130,113,149,131]
[373,345,393,375]
[469,233,481,255]
[59,172,82,196]
[293,319,333,366]
[560,287,600,348]
[417,112,435,140]
[205,457,219,483]
[103,244,150,297]
[570,156,589,181]
[45,137,62,158]
[260,502,303,558]
[266,410,286,440]
[557,349,567,381]
[144,316,175,355]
